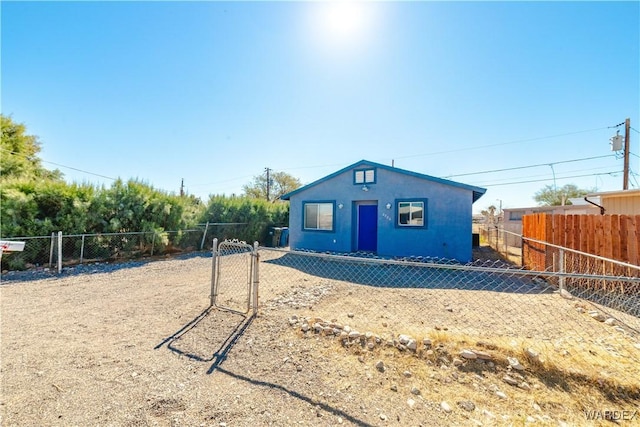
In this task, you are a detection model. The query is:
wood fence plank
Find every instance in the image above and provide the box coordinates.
[544,214,553,270]
[579,215,588,253]
[630,215,639,267]
[603,215,613,259]
[572,215,581,253]
[595,215,605,258]
[586,215,595,256]
[611,215,621,261]
[620,215,629,264]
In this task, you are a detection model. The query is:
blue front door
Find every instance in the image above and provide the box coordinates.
[358,205,378,252]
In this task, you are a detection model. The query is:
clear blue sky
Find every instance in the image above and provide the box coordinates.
[2,1,639,213]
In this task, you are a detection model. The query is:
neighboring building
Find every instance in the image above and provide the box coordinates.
[279,160,486,262]
[585,189,640,215]
[502,203,600,235]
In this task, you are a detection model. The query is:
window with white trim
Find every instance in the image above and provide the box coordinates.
[304,202,334,231]
[398,201,424,227]
[354,168,376,184]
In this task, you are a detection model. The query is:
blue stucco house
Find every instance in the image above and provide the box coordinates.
[280,160,486,262]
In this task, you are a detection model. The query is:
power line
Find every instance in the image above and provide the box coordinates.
[393,126,611,160]
[1,148,117,181]
[443,154,615,179]
[470,164,621,186]
[478,170,622,187]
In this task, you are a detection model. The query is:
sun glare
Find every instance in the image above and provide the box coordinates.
[308,1,377,52]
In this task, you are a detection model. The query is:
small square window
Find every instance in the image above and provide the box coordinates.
[354,168,375,184]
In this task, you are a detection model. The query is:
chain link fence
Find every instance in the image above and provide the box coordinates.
[211,239,259,315]
[257,246,640,383]
[0,223,250,272]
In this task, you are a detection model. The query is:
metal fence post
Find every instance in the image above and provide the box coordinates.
[200,222,210,250]
[80,234,86,264]
[558,248,565,291]
[57,231,63,274]
[252,241,259,315]
[151,233,155,257]
[49,232,55,268]
[210,238,218,307]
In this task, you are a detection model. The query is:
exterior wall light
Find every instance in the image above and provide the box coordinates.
[362,185,369,192]
[386,203,392,209]
[338,203,344,209]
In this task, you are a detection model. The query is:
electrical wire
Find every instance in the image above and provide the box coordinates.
[443,155,615,179]
[477,171,623,187]
[392,126,611,160]
[468,164,621,185]
[1,148,117,181]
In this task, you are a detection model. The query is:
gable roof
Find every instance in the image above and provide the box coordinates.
[280,159,487,203]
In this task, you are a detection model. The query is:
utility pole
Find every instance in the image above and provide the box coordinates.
[180,178,184,197]
[623,118,631,190]
[265,168,271,201]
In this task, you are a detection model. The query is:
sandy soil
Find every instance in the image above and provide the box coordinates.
[1,250,639,426]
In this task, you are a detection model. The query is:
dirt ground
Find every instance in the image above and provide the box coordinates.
[1,251,639,426]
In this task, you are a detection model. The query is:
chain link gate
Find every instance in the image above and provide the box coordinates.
[210,238,259,315]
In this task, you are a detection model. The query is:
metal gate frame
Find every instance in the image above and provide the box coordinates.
[210,238,259,315]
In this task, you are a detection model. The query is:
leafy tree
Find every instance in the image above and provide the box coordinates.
[242,170,301,201]
[534,184,591,206]
[0,115,63,182]
[201,195,289,243]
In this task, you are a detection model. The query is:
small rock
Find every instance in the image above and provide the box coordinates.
[473,350,493,360]
[398,334,411,345]
[452,358,463,367]
[381,322,388,327]
[525,348,540,362]
[348,331,360,339]
[590,311,606,322]
[390,384,398,392]
[347,312,354,318]
[576,307,586,313]
[375,361,385,372]
[301,323,310,332]
[532,403,541,411]
[503,375,519,386]
[423,338,432,347]
[440,401,452,413]
[559,289,573,300]
[518,382,531,391]
[407,398,415,409]
[296,365,303,372]
[507,357,525,371]
[460,349,478,360]
[495,391,507,399]
[410,387,421,395]
[482,409,496,418]
[406,339,417,351]
[403,370,412,378]
[457,400,475,411]
[379,414,387,421]
[604,318,616,326]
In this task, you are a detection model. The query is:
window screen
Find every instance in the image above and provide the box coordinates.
[304,203,334,230]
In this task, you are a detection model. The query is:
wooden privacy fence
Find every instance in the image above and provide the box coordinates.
[522,213,640,273]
